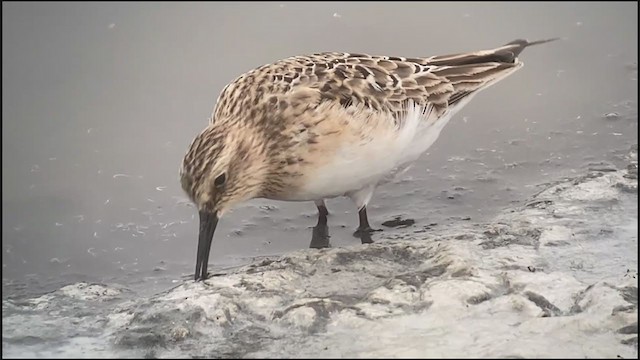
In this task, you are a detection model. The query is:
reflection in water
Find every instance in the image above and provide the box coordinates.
[309,204,382,249]
[309,202,330,249]
[309,223,330,249]
[353,207,381,245]
[353,229,375,245]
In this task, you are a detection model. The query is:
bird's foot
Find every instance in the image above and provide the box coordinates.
[353,226,382,236]
[353,226,382,244]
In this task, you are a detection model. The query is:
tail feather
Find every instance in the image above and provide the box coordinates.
[421,37,559,106]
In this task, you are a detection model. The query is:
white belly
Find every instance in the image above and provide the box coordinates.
[291,99,473,201]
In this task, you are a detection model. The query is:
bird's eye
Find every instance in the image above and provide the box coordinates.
[214,173,226,188]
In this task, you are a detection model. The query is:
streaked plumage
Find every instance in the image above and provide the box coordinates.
[180,38,558,280]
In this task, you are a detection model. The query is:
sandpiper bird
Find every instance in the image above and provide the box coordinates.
[181,38,558,281]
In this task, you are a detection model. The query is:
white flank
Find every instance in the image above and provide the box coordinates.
[300,101,448,201]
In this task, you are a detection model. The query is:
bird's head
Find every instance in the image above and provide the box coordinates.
[180,123,268,281]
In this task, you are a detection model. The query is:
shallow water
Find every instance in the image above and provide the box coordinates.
[1,1,638,343]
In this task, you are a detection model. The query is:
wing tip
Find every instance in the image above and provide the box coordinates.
[504,37,561,57]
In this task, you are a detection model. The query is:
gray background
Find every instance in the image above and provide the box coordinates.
[2,2,637,296]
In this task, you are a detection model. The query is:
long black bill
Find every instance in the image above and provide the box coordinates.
[195,211,218,281]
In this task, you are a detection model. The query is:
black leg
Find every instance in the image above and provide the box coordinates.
[317,202,329,220]
[353,206,381,244]
[357,206,371,230]
[310,201,330,248]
